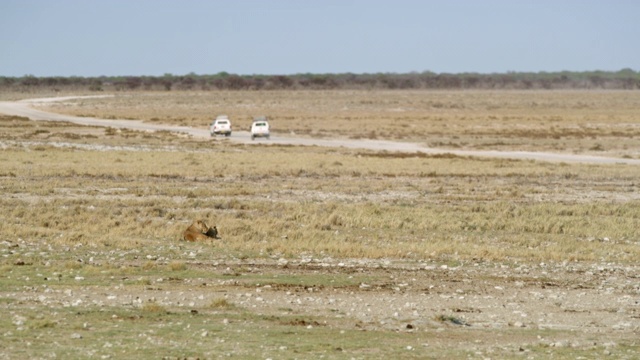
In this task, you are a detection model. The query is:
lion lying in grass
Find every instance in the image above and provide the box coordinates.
[182,219,219,242]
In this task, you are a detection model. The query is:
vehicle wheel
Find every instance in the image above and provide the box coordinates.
[251,135,255,140]
[226,133,231,137]
[266,135,270,140]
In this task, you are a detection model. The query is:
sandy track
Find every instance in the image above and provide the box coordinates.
[1,95,639,165]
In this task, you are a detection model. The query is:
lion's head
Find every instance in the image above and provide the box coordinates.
[188,220,209,234]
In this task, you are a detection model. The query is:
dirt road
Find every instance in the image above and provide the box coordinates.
[1,95,639,165]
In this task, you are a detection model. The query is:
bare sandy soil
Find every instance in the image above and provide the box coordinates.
[5,246,640,357]
[177,258,639,353]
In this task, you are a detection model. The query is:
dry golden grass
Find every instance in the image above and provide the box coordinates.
[28,90,640,158]
[2,90,640,263]
[1,106,639,263]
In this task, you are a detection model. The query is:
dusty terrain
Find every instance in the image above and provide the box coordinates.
[1,95,639,165]
[1,92,639,358]
[4,245,640,358]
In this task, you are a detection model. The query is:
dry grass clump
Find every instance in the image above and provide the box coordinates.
[208,298,236,309]
[168,260,187,271]
[142,301,167,313]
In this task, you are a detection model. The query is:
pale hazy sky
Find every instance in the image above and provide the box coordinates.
[1,0,638,77]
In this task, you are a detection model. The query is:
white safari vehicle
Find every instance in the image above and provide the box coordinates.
[250,116,270,140]
[210,115,232,137]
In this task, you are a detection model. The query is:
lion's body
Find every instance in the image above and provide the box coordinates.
[182,220,219,242]
[183,230,211,242]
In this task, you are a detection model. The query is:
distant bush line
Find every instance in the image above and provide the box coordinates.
[2,69,639,92]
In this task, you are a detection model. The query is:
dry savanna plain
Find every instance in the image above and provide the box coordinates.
[1,90,640,359]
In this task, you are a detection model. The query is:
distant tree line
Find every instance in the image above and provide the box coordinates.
[2,69,639,92]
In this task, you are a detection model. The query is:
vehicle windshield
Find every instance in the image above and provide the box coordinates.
[217,121,229,125]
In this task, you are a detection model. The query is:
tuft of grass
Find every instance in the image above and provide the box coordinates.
[168,261,187,271]
[134,278,152,286]
[142,261,157,270]
[208,298,236,309]
[142,301,167,313]
[64,261,83,270]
